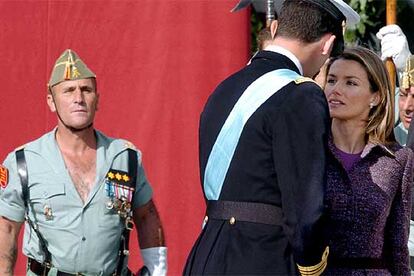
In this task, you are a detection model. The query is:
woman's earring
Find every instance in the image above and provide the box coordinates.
[369,102,374,109]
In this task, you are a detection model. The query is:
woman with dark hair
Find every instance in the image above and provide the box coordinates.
[324,46,413,275]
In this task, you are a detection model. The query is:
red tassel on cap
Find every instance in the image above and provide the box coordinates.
[64,62,71,80]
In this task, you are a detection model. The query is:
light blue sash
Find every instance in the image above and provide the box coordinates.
[204,69,300,200]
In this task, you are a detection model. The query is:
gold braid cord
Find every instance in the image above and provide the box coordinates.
[401,57,414,90]
[297,246,329,276]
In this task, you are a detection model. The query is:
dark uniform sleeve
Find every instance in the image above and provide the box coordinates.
[384,148,412,275]
[272,80,330,274]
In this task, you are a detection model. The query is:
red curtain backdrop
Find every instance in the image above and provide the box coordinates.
[0,0,250,274]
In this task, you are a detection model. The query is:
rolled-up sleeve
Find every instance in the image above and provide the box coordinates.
[0,152,25,222]
[132,150,153,209]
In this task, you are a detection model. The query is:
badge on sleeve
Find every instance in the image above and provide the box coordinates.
[0,165,9,189]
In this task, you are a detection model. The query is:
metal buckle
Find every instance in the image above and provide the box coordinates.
[125,216,134,230]
[41,262,51,276]
[43,261,52,269]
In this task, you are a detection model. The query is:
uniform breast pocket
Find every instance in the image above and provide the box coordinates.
[28,174,67,226]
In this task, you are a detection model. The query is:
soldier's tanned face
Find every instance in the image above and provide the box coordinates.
[48,78,99,130]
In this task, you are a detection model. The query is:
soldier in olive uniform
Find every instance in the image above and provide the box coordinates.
[0,49,167,275]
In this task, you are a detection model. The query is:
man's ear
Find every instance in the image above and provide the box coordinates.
[322,34,336,56]
[270,20,279,39]
[47,93,56,112]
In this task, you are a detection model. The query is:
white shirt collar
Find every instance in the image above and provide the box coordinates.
[263,45,303,75]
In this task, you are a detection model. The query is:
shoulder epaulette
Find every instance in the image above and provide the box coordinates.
[124,140,136,150]
[294,77,317,85]
[297,246,329,276]
[14,144,26,151]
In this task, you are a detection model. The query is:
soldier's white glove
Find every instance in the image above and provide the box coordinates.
[376,24,412,72]
[408,220,414,257]
[141,247,167,276]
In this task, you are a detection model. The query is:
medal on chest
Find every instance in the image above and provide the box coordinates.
[43,204,53,220]
[104,169,135,222]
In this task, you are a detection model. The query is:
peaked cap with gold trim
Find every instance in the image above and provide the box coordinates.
[401,55,414,90]
[48,49,96,87]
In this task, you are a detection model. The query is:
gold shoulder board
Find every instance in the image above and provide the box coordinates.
[294,77,316,85]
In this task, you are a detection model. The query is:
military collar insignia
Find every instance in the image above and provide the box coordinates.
[0,165,8,189]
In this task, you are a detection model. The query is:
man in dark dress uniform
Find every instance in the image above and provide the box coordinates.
[184,1,359,275]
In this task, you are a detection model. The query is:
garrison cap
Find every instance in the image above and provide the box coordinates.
[401,55,414,90]
[48,49,96,87]
[232,0,359,27]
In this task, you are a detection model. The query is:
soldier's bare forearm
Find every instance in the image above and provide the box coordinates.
[0,243,17,275]
[0,216,22,275]
[134,200,165,248]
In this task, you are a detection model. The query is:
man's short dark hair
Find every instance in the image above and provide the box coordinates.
[276,0,344,43]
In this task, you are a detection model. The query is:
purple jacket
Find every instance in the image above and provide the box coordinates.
[325,138,413,276]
